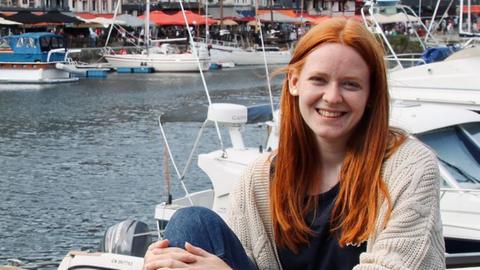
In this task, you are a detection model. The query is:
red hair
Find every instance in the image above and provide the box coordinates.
[271,17,406,252]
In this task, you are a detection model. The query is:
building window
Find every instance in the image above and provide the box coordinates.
[92,0,96,11]
[102,0,107,11]
[82,0,86,11]
[72,0,75,8]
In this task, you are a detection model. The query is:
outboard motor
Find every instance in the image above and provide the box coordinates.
[100,219,151,257]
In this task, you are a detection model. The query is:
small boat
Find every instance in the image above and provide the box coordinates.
[198,38,291,66]
[0,32,78,84]
[103,43,211,72]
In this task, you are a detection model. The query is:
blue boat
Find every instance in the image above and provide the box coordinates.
[0,32,78,83]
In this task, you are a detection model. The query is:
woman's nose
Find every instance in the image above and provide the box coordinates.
[322,83,343,104]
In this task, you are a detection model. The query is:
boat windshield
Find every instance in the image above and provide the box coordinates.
[417,122,480,188]
[39,36,65,52]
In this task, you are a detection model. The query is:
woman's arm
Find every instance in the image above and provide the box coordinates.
[354,141,446,270]
[226,163,256,261]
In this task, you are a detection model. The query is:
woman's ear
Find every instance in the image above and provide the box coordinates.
[288,71,299,96]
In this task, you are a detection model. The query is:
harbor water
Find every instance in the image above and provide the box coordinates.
[0,67,282,268]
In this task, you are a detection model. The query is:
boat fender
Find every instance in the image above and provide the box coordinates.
[100,219,151,257]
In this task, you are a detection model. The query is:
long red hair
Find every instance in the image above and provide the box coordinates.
[271,17,406,251]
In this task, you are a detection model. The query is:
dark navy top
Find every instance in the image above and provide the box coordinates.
[277,184,366,270]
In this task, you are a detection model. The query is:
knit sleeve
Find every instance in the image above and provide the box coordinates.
[226,161,256,262]
[354,140,446,270]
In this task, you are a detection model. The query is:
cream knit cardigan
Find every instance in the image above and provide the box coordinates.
[227,138,446,270]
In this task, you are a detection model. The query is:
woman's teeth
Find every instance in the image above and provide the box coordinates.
[317,109,343,117]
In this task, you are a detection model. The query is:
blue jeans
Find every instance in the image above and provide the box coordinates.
[164,206,257,270]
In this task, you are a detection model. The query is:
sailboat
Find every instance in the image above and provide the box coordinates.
[103,0,211,72]
[204,38,292,66]
[194,0,291,66]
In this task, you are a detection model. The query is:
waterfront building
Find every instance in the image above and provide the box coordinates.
[0,0,118,13]
[0,0,69,10]
[68,0,118,13]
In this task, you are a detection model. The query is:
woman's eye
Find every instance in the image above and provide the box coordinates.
[310,76,327,84]
[343,81,361,90]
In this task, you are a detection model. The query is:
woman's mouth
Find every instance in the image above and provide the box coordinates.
[316,109,345,118]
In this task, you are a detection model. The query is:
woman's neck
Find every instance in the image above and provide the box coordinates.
[309,140,347,195]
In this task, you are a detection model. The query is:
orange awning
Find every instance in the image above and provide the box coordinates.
[463,5,480,13]
[140,10,217,26]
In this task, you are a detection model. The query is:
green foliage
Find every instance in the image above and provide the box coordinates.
[384,34,423,54]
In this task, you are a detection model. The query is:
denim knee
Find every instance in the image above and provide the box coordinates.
[168,206,222,228]
[164,206,224,247]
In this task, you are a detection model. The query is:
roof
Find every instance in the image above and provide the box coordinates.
[3,11,82,24]
[8,32,62,39]
[390,102,480,134]
[139,10,217,26]
[0,16,21,25]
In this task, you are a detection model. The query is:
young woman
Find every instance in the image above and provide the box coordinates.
[143,17,445,270]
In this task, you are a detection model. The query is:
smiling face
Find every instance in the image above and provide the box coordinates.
[289,43,370,147]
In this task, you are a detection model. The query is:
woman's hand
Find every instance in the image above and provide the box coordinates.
[144,240,196,269]
[183,242,232,270]
[143,240,232,270]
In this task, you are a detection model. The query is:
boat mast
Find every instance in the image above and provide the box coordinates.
[206,0,209,43]
[220,0,224,28]
[145,0,151,55]
[105,0,122,47]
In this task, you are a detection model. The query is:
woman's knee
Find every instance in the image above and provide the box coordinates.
[167,206,222,230]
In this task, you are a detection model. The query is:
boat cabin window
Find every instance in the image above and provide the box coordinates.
[0,38,11,51]
[15,37,36,48]
[417,123,480,188]
[255,46,280,52]
[39,36,65,52]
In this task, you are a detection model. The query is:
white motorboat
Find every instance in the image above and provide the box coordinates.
[361,0,480,112]
[151,102,480,268]
[58,90,480,270]
[388,47,480,111]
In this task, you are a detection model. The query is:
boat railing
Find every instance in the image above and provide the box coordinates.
[63,48,81,63]
[361,0,438,69]
[446,252,480,269]
[439,188,480,230]
[195,37,241,49]
[46,48,68,62]
[385,53,426,68]
[440,187,480,198]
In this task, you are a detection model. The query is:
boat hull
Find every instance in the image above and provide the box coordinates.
[104,53,210,72]
[0,62,78,84]
[388,56,480,111]
[210,48,291,66]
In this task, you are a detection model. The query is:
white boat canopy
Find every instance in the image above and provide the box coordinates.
[0,17,22,25]
[116,14,148,27]
[367,12,420,24]
[256,12,307,23]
